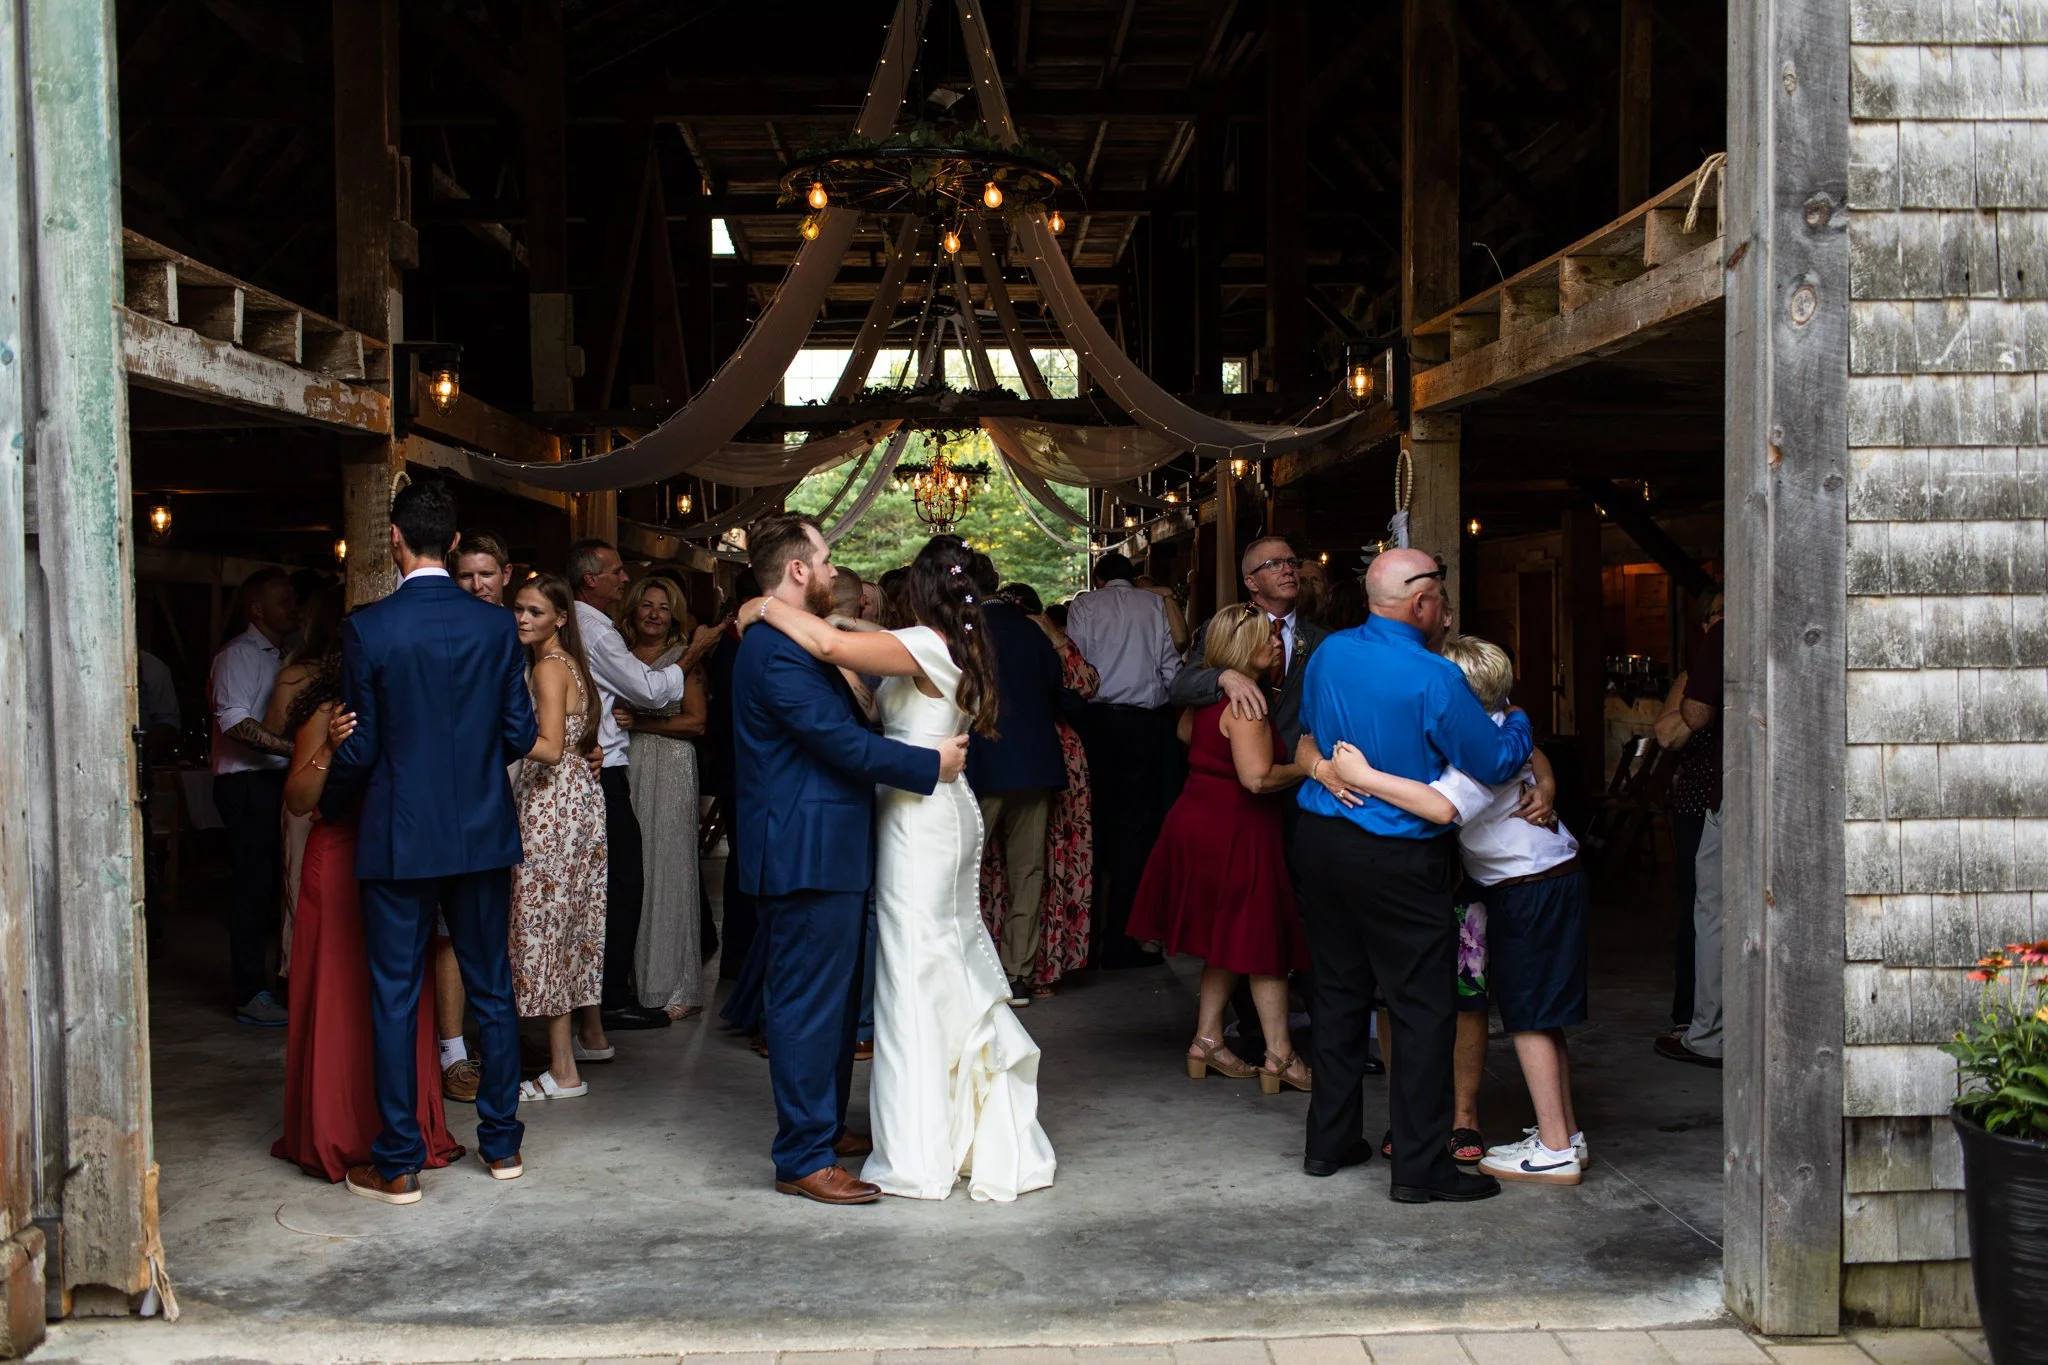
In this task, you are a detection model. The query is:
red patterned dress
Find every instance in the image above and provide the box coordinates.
[980,633,1097,987]
[509,653,608,1017]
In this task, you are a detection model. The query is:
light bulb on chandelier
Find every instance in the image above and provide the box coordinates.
[808,181,829,210]
[983,181,1003,209]
[943,226,962,255]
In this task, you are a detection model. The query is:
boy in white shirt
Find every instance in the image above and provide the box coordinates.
[1326,634,1589,1186]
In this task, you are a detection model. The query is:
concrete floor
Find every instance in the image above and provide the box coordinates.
[125,850,1729,1353]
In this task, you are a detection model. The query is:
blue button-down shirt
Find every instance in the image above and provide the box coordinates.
[1297,615,1535,838]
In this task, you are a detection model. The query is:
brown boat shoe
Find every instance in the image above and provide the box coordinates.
[442,1057,482,1103]
[482,1152,523,1181]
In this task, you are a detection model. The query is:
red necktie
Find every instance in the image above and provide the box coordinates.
[1265,616,1286,690]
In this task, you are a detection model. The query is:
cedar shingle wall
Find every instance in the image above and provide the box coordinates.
[1842,0,2048,1328]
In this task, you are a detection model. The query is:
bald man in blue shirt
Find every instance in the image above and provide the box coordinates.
[1293,548,1533,1202]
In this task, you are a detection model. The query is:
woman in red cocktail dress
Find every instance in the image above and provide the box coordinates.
[1128,604,1313,1095]
[271,657,462,1181]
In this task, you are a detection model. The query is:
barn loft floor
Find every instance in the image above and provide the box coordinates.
[72,859,1725,1361]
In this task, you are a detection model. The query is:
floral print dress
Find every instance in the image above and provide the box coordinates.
[979,634,1098,987]
[509,652,608,1018]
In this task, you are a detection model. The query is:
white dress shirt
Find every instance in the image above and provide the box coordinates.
[401,565,450,585]
[1430,711,1579,886]
[1065,579,1182,708]
[208,625,285,774]
[575,600,686,768]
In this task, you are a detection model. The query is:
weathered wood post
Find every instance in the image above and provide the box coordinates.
[1723,0,1848,1335]
[14,0,155,1328]
[1401,0,1463,608]
[0,0,43,1351]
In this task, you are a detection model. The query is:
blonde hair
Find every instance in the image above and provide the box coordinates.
[615,574,686,652]
[1203,602,1272,677]
[1439,634,1515,711]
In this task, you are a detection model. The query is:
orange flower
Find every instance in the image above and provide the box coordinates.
[1969,969,1995,982]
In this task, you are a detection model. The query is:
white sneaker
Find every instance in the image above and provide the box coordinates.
[1478,1133,1582,1186]
[1489,1127,1591,1169]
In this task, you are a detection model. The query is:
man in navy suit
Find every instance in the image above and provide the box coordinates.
[731,514,965,1205]
[325,479,538,1204]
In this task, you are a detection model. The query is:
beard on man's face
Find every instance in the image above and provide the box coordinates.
[803,571,835,617]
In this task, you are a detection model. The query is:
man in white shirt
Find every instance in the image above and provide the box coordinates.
[568,537,688,1031]
[1064,551,1183,968]
[208,566,301,1025]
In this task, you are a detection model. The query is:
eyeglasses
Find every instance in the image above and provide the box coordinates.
[1404,568,1447,586]
[1249,556,1302,575]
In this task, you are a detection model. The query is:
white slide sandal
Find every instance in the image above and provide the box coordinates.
[517,1071,589,1101]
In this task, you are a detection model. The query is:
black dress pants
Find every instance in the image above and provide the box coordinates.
[215,768,286,1005]
[1670,810,1705,1030]
[1074,703,1178,961]
[1294,813,1461,1190]
[599,766,644,1009]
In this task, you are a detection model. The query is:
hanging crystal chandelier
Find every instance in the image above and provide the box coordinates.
[892,431,989,533]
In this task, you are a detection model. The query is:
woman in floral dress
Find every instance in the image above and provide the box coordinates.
[508,573,609,1101]
[978,585,1097,994]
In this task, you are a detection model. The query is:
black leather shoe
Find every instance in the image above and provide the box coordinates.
[1390,1171,1502,1203]
[600,1005,672,1031]
[1362,1054,1386,1076]
[1303,1140,1375,1177]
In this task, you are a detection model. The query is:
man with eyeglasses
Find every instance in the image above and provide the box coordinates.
[1291,547,1535,1203]
[1170,536,1323,749]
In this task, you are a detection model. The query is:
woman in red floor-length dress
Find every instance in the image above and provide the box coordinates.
[271,660,462,1182]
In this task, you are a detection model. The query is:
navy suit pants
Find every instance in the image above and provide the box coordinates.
[761,887,865,1182]
[359,868,525,1176]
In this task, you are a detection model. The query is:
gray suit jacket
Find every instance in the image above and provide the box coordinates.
[1168,614,1330,750]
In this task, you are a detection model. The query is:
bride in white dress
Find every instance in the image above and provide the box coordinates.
[746,534,1056,1202]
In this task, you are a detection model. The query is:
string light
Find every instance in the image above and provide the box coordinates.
[1466,517,1483,537]
[983,181,1003,209]
[943,226,962,255]
[147,502,171,538]
[1229,458,1248,479]
[675,490,694,517]
[1048,209,1064,234]
[334,537,349,563]
[801,216,821,241]
[1122,512,1138,529]
[1319,551,1330,564]
[807,181,829,210]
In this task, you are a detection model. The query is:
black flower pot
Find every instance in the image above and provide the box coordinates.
[1953,1107,2048,1364]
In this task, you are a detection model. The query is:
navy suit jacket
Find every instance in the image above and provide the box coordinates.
[964,600,1069,794]
[325,572,538,881]
[731,626,941,898]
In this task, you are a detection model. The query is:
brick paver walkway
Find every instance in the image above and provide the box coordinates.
[416,1331,1989,1365]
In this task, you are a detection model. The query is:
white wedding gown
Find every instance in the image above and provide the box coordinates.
[861,625,1057,1202]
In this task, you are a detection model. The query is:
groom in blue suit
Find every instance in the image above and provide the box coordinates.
[324,479,538,1204]
[731,515,964,1205]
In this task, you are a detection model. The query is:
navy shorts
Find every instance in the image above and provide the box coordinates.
[1484,869,1589,1033]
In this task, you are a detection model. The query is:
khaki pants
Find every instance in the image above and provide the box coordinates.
[979,788,1054,983]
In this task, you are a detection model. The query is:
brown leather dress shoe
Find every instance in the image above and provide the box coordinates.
[442,1057,481,1103]
[345,1164,421,1205]
[833,1129,873,1157]
[775,1164,880,1205]
[482,1152,523,1181]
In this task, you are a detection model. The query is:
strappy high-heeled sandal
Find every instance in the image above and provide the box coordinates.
[1259,1051,1314,1094]
[1186,1035,1257,1080]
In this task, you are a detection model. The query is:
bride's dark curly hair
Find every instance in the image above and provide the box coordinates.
[905,534,1001,740]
